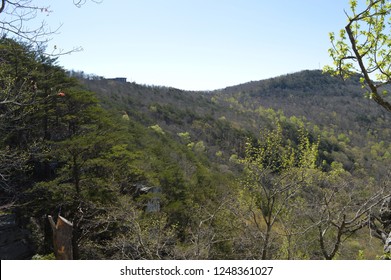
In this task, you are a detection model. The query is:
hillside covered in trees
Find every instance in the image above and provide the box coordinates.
[1,39,390,260]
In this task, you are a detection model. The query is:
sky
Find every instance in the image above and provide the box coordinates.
[37,0,353,91]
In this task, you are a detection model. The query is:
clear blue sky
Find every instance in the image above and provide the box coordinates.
[42,0,352,90]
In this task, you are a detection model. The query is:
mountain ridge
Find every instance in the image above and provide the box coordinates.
[218,70,358,95]
[79,69,391,177]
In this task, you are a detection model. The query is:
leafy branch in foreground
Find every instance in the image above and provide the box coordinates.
[324,0,391,112]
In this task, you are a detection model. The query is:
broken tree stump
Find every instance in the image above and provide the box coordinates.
[48,215,73,260]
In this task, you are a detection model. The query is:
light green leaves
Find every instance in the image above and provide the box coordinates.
[350,0,358,12]
[324,0,391,112]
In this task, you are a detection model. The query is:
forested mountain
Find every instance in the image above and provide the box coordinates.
[82,69,391,180]
[214,70,391,177]
[1,39,390,260]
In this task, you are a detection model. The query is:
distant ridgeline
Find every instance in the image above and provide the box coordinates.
[106,77,127,83]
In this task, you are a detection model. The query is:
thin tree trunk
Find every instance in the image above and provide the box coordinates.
[261,224,272,260]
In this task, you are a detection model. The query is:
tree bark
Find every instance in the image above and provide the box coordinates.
[384,232,391,259]
[48,215,73,260]
[380,197,391,258]
[0,0,5,14]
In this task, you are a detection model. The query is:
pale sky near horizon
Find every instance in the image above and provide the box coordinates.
[39,0,353,90]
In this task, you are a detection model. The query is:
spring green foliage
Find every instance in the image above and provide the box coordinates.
[324,0,391,112]
[1,39,390,259]
[240,122,389,260]
[241,123,320,259]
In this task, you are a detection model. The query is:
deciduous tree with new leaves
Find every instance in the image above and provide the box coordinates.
[325,0,391,258]
[324,0,391,112]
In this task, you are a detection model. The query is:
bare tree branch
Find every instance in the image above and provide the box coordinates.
[73,0,103,8]
[0,0,100,53]
[0,0,5,14]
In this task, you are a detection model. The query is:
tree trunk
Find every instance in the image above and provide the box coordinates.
[380,197,391,259]
[384,232,391,259]
[261,224,272,260]
[48,215,73,260]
